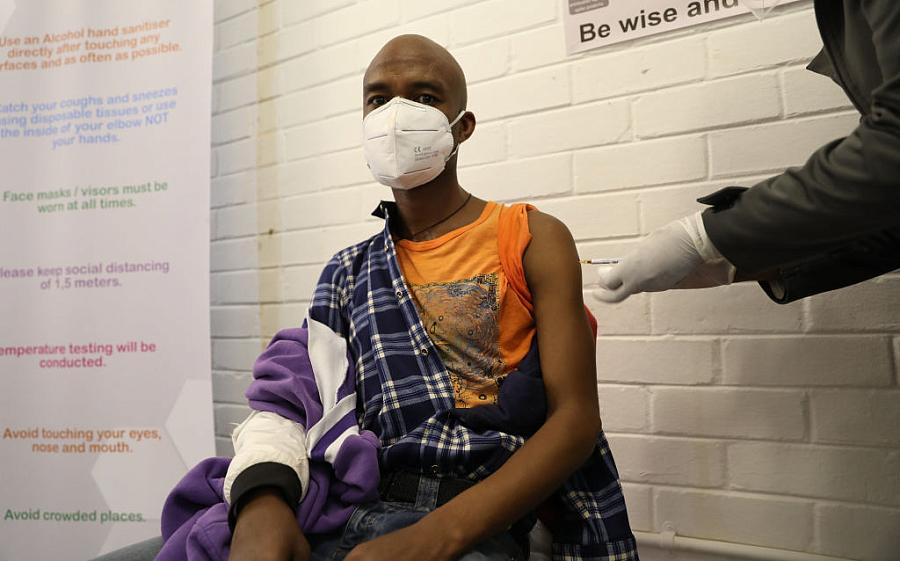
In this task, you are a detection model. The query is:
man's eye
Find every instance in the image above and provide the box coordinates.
[369,96,388,107]
[415,94,437,105]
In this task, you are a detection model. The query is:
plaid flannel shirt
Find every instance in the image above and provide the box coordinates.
[307,202,639,561]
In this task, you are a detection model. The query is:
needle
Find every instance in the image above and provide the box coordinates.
[579,259,621,265]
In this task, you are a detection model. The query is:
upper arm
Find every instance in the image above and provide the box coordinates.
[860,0,900,82]
[523,210,599,425]
[309,254,351,337]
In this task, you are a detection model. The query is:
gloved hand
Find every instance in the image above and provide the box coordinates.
[594,211,735,303]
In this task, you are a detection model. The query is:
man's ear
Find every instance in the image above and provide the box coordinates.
[457,111,476,144]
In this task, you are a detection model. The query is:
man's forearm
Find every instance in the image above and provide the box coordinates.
[230,489,310,561]
[421,404,600,554]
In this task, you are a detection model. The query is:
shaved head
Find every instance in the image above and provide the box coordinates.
[363,34,468,117]
[361,34,477,184]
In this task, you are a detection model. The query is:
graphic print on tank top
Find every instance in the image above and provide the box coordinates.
[407,272,506,408]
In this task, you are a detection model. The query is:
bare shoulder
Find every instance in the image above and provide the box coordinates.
[523,209,581,290]
[525,210,575,261]
[526,209,573,246]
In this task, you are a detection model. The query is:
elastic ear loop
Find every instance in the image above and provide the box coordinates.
[445,110,466,161]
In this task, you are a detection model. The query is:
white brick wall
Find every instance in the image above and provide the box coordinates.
[210,1,900,558]
[634,73,783,138]
[655,488,815,552]
[815,504,900,561]
[574,135,708,193]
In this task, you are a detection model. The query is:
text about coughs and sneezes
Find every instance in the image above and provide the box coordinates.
[1,88,178,150]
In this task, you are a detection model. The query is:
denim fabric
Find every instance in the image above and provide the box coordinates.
[309,501,525,561]
[310,476,525,561]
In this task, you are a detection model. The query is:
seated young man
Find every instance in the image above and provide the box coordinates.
[152,35,638,561]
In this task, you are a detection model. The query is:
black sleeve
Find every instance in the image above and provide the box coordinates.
[227,462,302,531]
[702,2,900,274]
[699,188,900,303]
[760,226,900,303]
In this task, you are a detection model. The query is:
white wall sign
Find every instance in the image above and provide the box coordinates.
[0,1,214,559]
[563,0,806,54]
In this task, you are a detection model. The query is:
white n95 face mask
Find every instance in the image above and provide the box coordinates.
[362,96,465,190]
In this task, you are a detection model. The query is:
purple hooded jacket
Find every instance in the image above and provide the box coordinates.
[154,324,381,561]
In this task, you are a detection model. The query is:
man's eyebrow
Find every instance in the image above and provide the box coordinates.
[409,80,446,92]
[363,80,447,95]
[363,81,389,94]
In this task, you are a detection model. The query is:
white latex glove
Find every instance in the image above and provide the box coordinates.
[594,211,735,303]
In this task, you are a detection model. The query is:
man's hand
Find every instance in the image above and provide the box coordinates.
[594,212,735,303]
[345,517,458,561]
[229,490,310,561]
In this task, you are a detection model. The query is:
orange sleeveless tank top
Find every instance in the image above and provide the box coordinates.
[395,201,536,409]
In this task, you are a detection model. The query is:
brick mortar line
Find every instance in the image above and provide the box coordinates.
[628,480,900,513]
[605,425,900,447]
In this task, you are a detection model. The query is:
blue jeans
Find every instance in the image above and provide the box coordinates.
[311,482,526,561]
[310,500,525,561]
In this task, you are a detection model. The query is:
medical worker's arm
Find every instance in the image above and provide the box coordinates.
[703,0,900,273]
[345,210,600,561]
[596,0,900,303]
